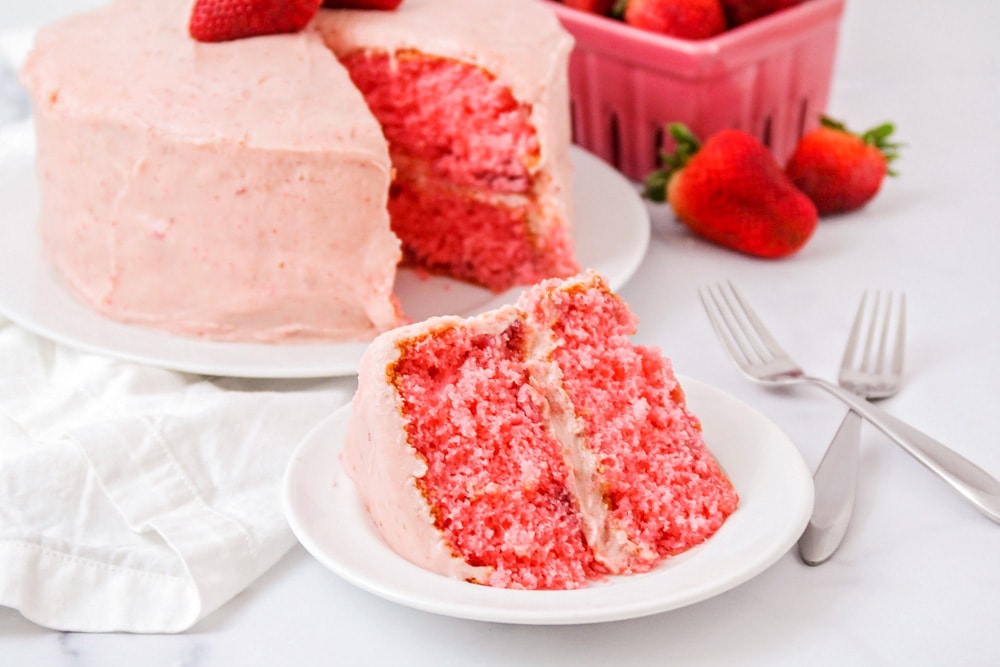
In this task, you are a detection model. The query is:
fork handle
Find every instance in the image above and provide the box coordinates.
[811,378,1000,523]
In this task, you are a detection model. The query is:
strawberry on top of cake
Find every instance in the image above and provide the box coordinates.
[343,272,739,589]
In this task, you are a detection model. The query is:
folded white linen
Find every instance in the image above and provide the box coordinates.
[0,318,354,632]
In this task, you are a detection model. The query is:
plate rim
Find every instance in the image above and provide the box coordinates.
[282,375,814,625]
[0,144,649,378]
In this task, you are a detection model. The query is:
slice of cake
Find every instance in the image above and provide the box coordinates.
[316,2,578,292]
[342,272,739,589]
[19,0,577,342]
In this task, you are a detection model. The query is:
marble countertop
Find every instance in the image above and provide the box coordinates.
[2,0,999,665]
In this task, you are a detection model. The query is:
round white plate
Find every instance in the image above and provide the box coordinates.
[282,376,814,625]
[0,141,649,378]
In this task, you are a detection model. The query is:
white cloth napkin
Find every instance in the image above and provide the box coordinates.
[0,26,357,632]
[0,317,354,632]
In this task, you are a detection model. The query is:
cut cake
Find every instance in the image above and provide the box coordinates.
[19,0,577,342]
[343,272,739,589]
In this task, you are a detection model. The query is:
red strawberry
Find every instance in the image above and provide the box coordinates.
[785,116,900,215]
[322,0,403,8]
[719,0,803,27]
[562,0,617,16]
[623,0,727,40]
[189,0,321,42]
[645,124,818,258]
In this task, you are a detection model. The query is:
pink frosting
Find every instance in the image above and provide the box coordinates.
[20,0,402,342]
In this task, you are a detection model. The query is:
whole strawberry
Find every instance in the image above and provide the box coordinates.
[719,0,803,27]
[322,0,404,8]
[189,0,321,43]
[646,124,818,258]
[785,116,900,215]
[622,0,727,40]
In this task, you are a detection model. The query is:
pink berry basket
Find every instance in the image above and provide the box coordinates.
[546,0,846,181]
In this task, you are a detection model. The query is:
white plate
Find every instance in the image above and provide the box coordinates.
[282,376,814,625]
[0,141,649,378]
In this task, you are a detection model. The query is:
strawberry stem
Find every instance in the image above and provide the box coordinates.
[821,114,902,176]
[644,123,701,201]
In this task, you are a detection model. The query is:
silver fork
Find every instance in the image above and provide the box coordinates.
[798,291,905,566]
[699,281,1000,524]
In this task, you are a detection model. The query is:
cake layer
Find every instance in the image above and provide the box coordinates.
[341,50,540,194]
[343,273,738,589]
[386,169,578,291]
[391,317,602,588]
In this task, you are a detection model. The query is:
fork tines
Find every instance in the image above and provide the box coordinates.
[699,281,790,369]
[839,290,906,395]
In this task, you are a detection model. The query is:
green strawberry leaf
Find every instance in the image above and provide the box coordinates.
[643,123,702,201]
[644,169,670,202]
[822,114,903,176]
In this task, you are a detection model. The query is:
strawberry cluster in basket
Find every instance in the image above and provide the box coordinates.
[554,0,806,40]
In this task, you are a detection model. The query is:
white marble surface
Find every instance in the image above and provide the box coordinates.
[2,0,1000,664]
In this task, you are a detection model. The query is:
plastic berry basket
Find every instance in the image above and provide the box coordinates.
[547,0,846,181]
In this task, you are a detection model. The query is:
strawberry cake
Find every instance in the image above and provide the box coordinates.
[342,272,739,589]
[19,0,576,342]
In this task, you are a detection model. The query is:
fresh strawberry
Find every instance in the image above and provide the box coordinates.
[622,0,727,40]
[563,0,617,16]
[645,124,818,258]
[719,0,803,27]
[322,0,403,8]
[189,0,321,42]
[785,116,900,215]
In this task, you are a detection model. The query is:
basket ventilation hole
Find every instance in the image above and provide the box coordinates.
[761,115,773,148]
[608,112,621,170]
[653,125,665,168]
[797,97,810,140]
[570,100,579,144]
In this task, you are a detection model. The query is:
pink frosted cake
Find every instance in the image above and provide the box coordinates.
[343,272,739,589]
[19,0,576,342]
